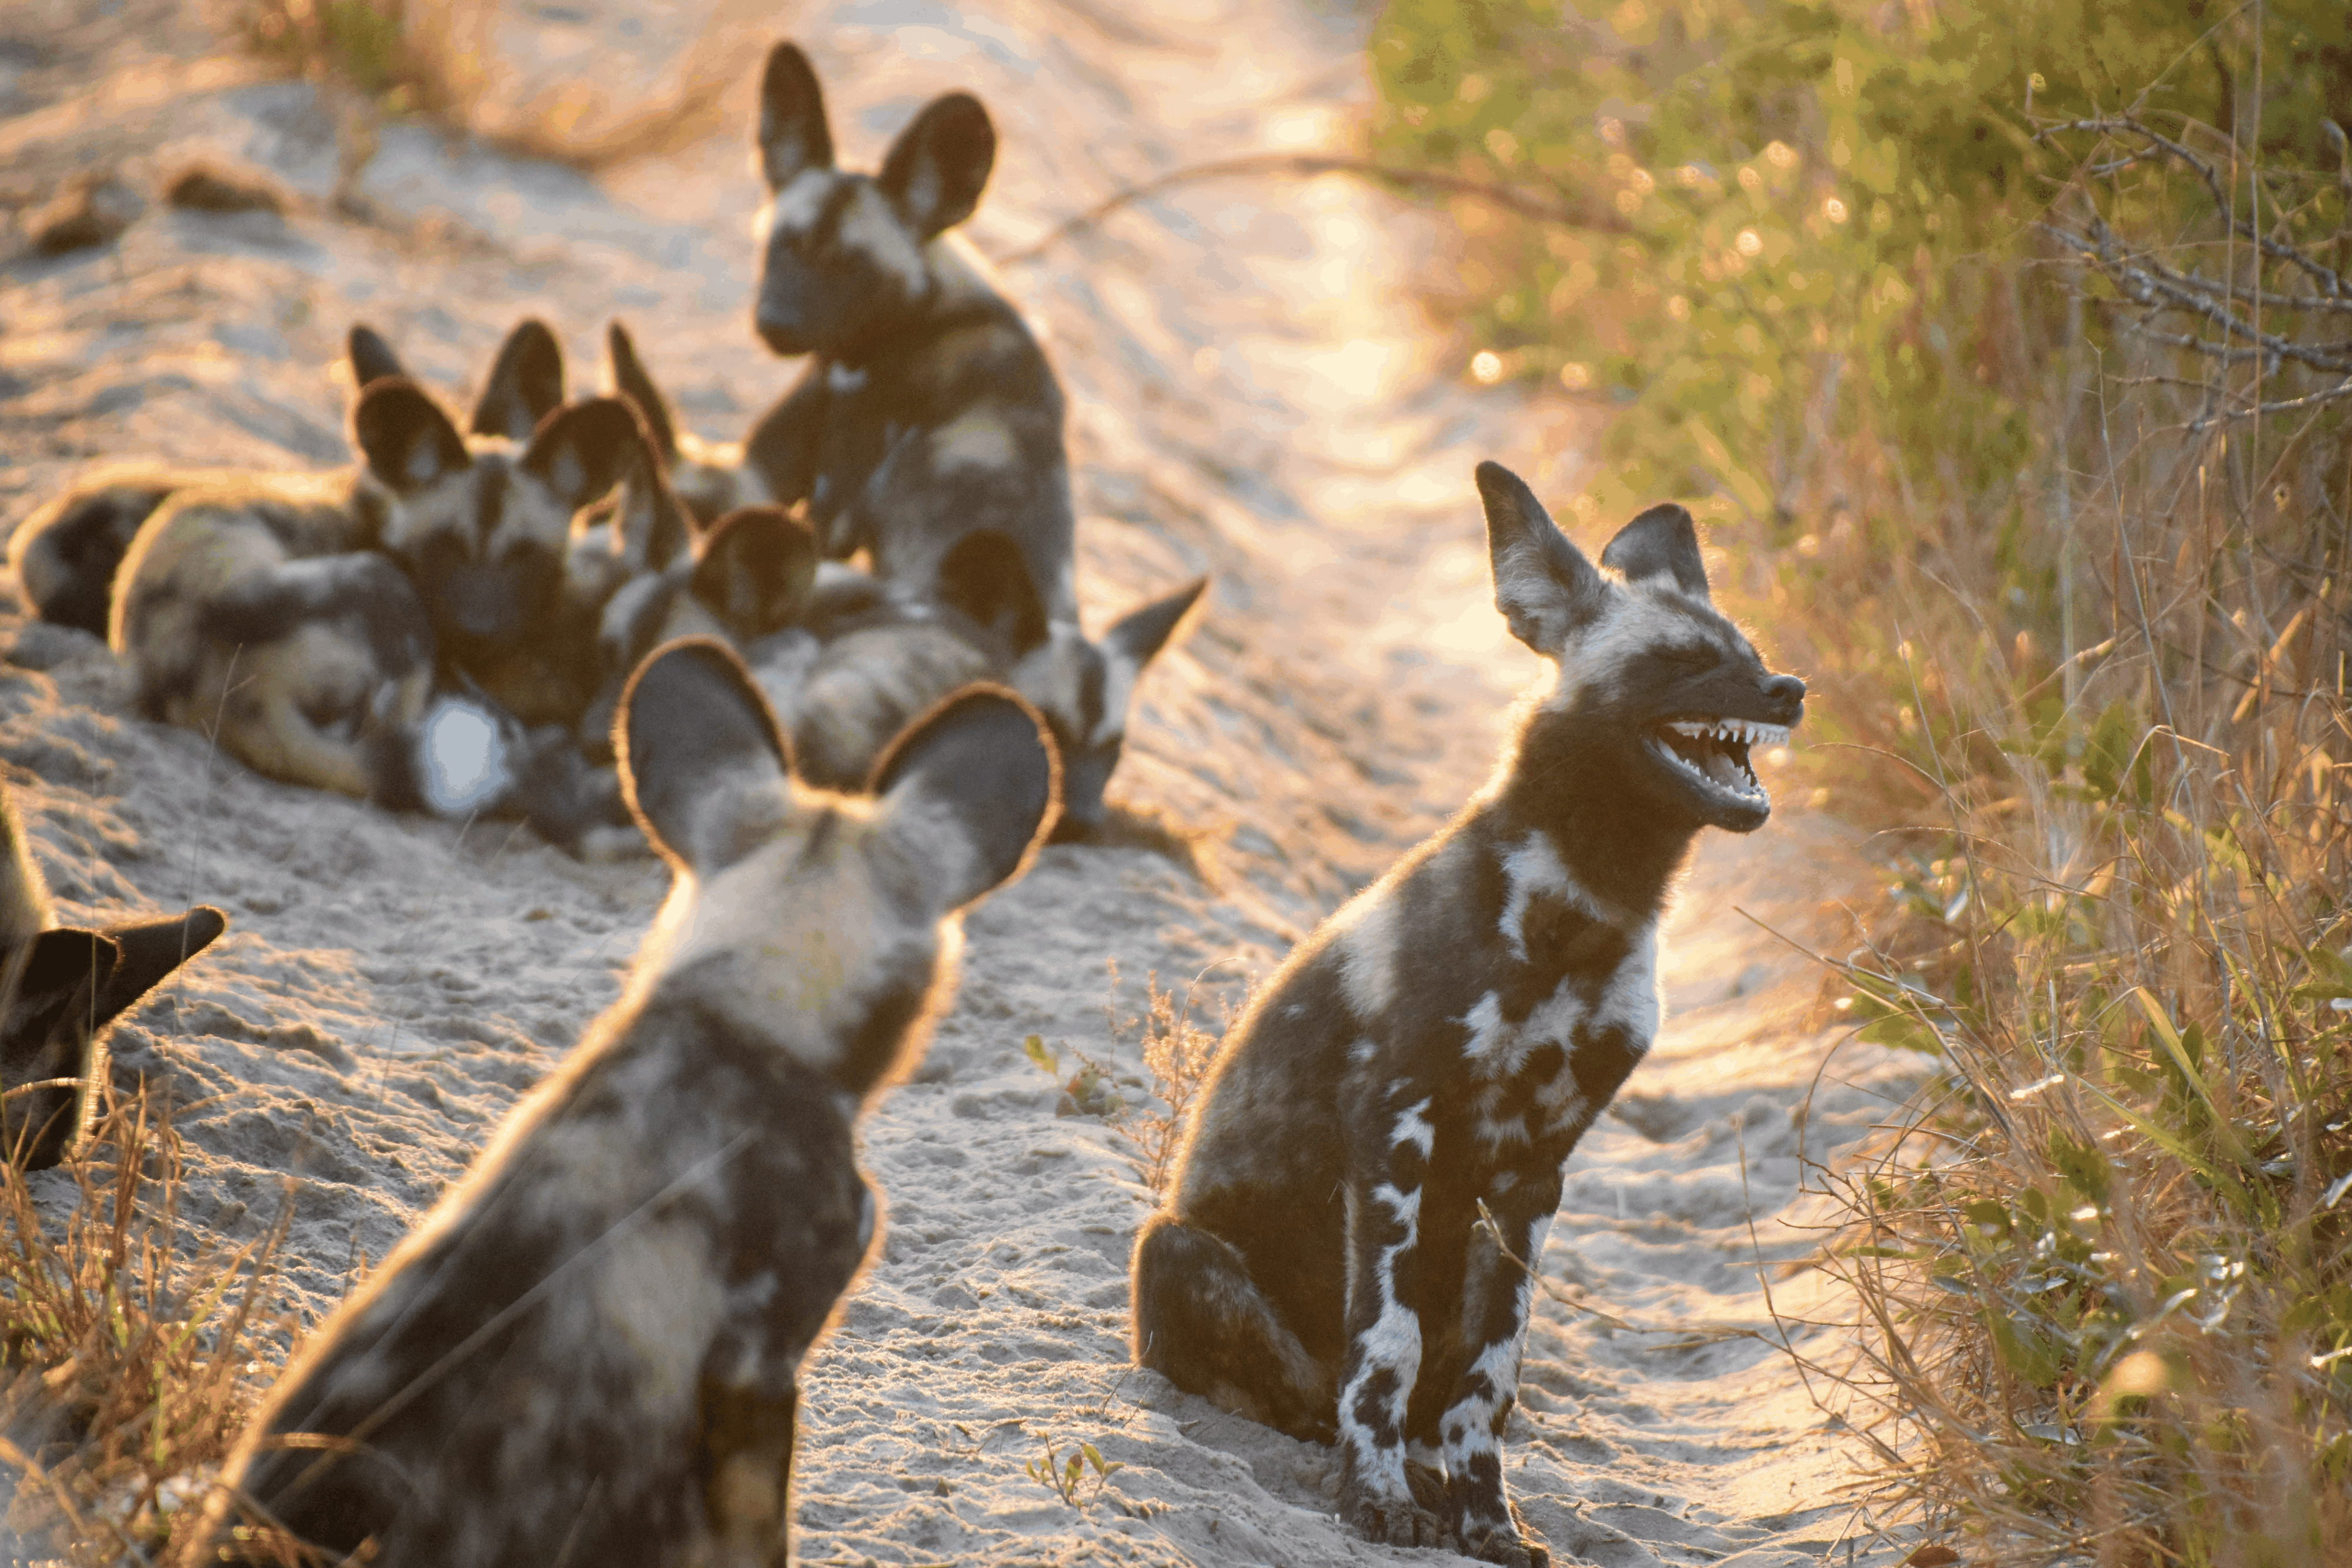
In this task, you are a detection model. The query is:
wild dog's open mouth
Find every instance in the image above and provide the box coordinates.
[1652,717,1786,811]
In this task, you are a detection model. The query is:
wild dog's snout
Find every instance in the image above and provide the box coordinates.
[1762,673,1806,725]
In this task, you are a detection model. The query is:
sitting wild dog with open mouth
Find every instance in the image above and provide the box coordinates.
[6,319,566,638]
[204,638,1058,1567]
[108,375,634,811]
[0,776,224,1170]
[1130,463,1806,1567]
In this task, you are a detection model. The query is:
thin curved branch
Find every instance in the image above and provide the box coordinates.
[988,152,1626,267]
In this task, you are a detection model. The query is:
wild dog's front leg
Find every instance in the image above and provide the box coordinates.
[697,1374,799,1567]
[1438,1168,1563,1568]
[1335,1089,1451,1550]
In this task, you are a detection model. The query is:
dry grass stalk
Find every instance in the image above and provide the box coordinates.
[1798,99,2352,1568]
[0,1085,299,1564]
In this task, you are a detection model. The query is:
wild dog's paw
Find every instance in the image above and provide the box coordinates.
[1403,1459,1451,1516]
[1456,1500,1548,1568]
[1339,1479,1453,1550]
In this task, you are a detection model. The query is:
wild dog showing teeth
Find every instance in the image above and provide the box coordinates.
[106,375,631,813]
[1130,463,1806,1568]
[0,775,224,1171]
[203,638,1059,1567]
[5,320,566,640]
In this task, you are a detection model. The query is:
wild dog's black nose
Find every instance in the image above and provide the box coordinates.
[1763,673,1806,723]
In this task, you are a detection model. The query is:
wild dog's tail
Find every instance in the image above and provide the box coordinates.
[8,477,181,636]
[1131,1213,1338,1445]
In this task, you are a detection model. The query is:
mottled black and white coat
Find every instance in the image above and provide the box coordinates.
[205,640,1058,1567]
[1131,462,1807,1567]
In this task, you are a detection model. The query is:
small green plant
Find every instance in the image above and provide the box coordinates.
[1024,1436,1125,1509]
[1021,1033,1128,1119]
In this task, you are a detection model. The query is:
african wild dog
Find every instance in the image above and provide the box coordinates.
[744,41,1076,622]
[0,775,224,1170]
[4,319,565,638]
[107,376,632,811]
[1130,463,1806,1567]
[602,318,771,528]
[749,529,1202,835]
[203,638,1059,1567]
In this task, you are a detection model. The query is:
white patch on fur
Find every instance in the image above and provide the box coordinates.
[1391,1097,1435,1159]
[1094,634,1138,750]
[1546,589,1695,713]
[1334,891,1401,1021]
[836,185,929,293]
[761,168,833,240]
[1347,1036,1378,1066]
[593,1221,724,1411]
[1496,831,1615,958]
[1459,991,1506,1066]
[827,363,868,394]
[930,412,1016,473]
[1593,921,1662,1044]
[416,697,510,816]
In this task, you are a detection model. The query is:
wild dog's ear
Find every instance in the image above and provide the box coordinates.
[1104,576,1207,675]
[1476,460,1604,656]
[691,507,817,643]
[0,786,53,950]
[938,531,1048,656]
[757,41,834,190]
[521,397,645,510]
[603,320,679,466]
[1,927,119,1051]
[878,92,995,239]
[1599,503,1709,599]
[354,380,471,496]
[618,638,789,873]
[871,686,1058,910]
[471,318,567,443]
[345,323,406,390]
[91,907,226,1032]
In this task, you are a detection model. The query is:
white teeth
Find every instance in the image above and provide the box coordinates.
[1665,717,1789,747]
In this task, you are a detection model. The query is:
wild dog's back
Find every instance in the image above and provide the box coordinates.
[208,641,1058,1566]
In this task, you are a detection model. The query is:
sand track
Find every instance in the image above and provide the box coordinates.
[1,0,1917,1561]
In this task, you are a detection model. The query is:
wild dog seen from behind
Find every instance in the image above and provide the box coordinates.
[1130,463,1805,1566]
[205,638,1058,1567]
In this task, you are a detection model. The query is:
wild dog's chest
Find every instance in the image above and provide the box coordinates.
[1452,894,1660,1158]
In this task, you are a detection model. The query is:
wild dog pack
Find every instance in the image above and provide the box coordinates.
[204,639,1058,1566]
[1131,462,1806,1566]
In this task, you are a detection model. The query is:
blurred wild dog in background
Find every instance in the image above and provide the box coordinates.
[6,319,565,638]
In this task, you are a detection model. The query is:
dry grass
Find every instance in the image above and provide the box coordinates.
[231,0,769,172]
[1107,967,1227,1200]
[1785,104,2352,1567]
[0,1085,298,1564]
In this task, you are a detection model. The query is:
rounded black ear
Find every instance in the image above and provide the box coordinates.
[871,684,1058,909]
[346,323,407,390]
[522,397,648,509]
[1599,503,1710,598]
[617,638,790,872]
[878,92,995,238]
[471,318,567,443]
[691,506,817,643]
[353,379,470,496]
[92,906,226,1031]
[757,41,835,189]
[1475,460,1603,656]
[603,320,679,464]
[1104,576,1206,672]
[937,530,1047,656]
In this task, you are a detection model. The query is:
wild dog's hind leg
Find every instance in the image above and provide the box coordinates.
[1437,1169,1562,1568]
[1334,1092,1453,1550]
[1131,1215,1335,1442]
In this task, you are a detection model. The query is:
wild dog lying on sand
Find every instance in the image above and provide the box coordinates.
[745,41,1074,621]
[750,529,1201,836]
[108,376,630,811]
[1130,463,1807,1567]
[5,320,565,637]
[0,777,223,1170]
[205,638,1058,1567]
